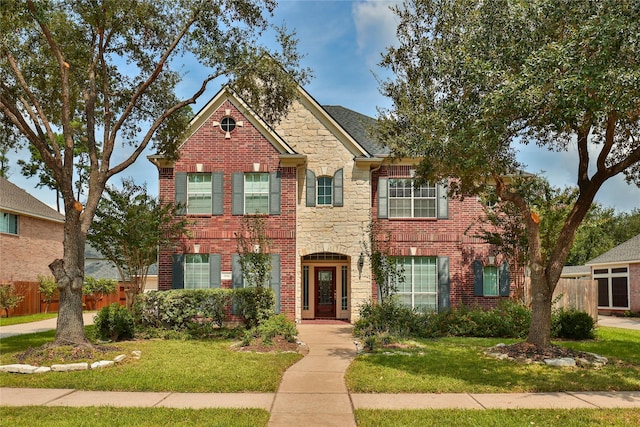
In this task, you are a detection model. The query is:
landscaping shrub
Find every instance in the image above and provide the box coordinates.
[554,308,595,340]
[94,304,135,341]
[353,299,532,346]
[233,287,275,328]
[137,289,233,330]
[242,314,298,346]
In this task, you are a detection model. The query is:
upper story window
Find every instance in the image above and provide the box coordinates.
[220,117,236,133]
[389,178,436,218]
[305,169,343,207]
[174,172,223,216]
[187,174,212,214]
[244,173,269,214]
[0,211,18,234]
[317,176,333,205]
[378,177,448,220]
[232,172,281,216]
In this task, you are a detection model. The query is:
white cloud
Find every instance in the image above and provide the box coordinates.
[352,0,401,65]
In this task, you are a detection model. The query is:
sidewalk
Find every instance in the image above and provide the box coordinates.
[1,320,639,415]
[0,312,96,339]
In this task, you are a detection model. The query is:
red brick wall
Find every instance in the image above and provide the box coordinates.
[372,166,510,310]
[157,100,297,318]
[0,215,63,283]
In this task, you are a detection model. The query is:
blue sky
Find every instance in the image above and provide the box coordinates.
[6,0,639,212]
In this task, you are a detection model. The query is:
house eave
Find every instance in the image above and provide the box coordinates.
[354,156,384,168]
[147,155,175,169]
[279,154,307,167]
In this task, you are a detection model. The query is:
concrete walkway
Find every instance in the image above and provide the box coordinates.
[1,317,639,416]
[0,312,96,339]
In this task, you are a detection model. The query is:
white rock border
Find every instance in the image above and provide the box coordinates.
[0,351,141,374]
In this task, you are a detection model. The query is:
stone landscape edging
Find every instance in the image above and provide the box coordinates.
[0,350,141,374]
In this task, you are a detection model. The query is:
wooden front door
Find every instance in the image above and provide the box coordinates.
[315,267,336,318]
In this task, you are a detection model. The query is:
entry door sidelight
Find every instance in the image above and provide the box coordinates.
[315,267,336,318]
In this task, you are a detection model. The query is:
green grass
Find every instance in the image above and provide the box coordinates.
[0,406,269,427]
[0,313,58,327]
[0,327,302,392]
[355,408,640,427]
[346,327,640,393]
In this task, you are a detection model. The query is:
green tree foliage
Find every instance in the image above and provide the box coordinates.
[361,218,404,304]
[0,283,24,318]
[236,215,272,289]
[37,274,57,313]
[378,0,640,346]
[87,179,190,310]
[1,0,308,345]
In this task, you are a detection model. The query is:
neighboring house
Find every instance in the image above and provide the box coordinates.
[149,84,513,322]
[587,234,640,315]
[0,176,64,283]
[85,243,158,292]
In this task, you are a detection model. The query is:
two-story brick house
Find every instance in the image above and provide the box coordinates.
[150,84,511,322]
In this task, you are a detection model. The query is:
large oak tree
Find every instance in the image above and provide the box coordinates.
[377,0,640,346]
[0,0,308,346]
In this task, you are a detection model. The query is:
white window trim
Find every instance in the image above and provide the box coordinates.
[317,176,333,206]
[187,173,212,215]
[244,173,269,214]
[184,254,210,289]
[396,257,438,310]
[594,265,630,310]
[388,178,437,218]
[483,265,499,296]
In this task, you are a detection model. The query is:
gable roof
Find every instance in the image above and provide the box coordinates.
[587,234,640,265]
[0,176,64,223]
[323,106,389,156]
[181,85,297,155]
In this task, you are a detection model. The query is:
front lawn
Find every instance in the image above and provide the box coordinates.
[346,327,640,393]
[355,408,640,427]
[0,327,302,392]
[0,406,269,427]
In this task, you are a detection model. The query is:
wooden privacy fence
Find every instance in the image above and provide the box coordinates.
[524,277,598,321]
[6,281,126,317]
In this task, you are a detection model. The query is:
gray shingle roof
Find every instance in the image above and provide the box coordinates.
[0,176,64,223]
[587,234,640,265]
[561,265,591,277]
[323,106,389,156]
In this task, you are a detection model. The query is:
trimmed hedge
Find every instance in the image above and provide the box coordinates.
[137,289,233,330]
[94,303,135,341]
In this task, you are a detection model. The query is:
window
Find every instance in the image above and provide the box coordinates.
[594,267,629,309]
[388,178,437,218]
[185,254,209,289]
[483,266,499,296]
[317,176,332,205]
[306,169,343,207]
[187,174,212,214]
[244,173,269,214]
[473,260,510,297]
[396,257,438,311]
[220,117,236,133]
[0,211,18,234]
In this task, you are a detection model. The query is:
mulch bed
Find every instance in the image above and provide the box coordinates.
[234,335,302,353]
[490,342,595,363]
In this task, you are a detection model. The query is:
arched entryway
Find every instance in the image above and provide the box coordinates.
[301,252,350,320]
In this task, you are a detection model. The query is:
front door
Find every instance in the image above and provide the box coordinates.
[315,267,336,318]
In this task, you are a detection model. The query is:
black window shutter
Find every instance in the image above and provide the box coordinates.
[306,169,316,207]
[437,180,449,219]
[438,257,450,311]
[212,173,223,215]
[333,168,344,207]
[232,173,244,215]
[209,254,221,288]
[172,254,185,289]
[175,173,187,215]
[378,177,388,219]
[270,254,281,313]
[269,171,281,215]
[499,261,510,297]
[473,260,484,296]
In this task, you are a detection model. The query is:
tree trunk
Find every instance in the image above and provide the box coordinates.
[527,270,553,346]
[49,209,91,347]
